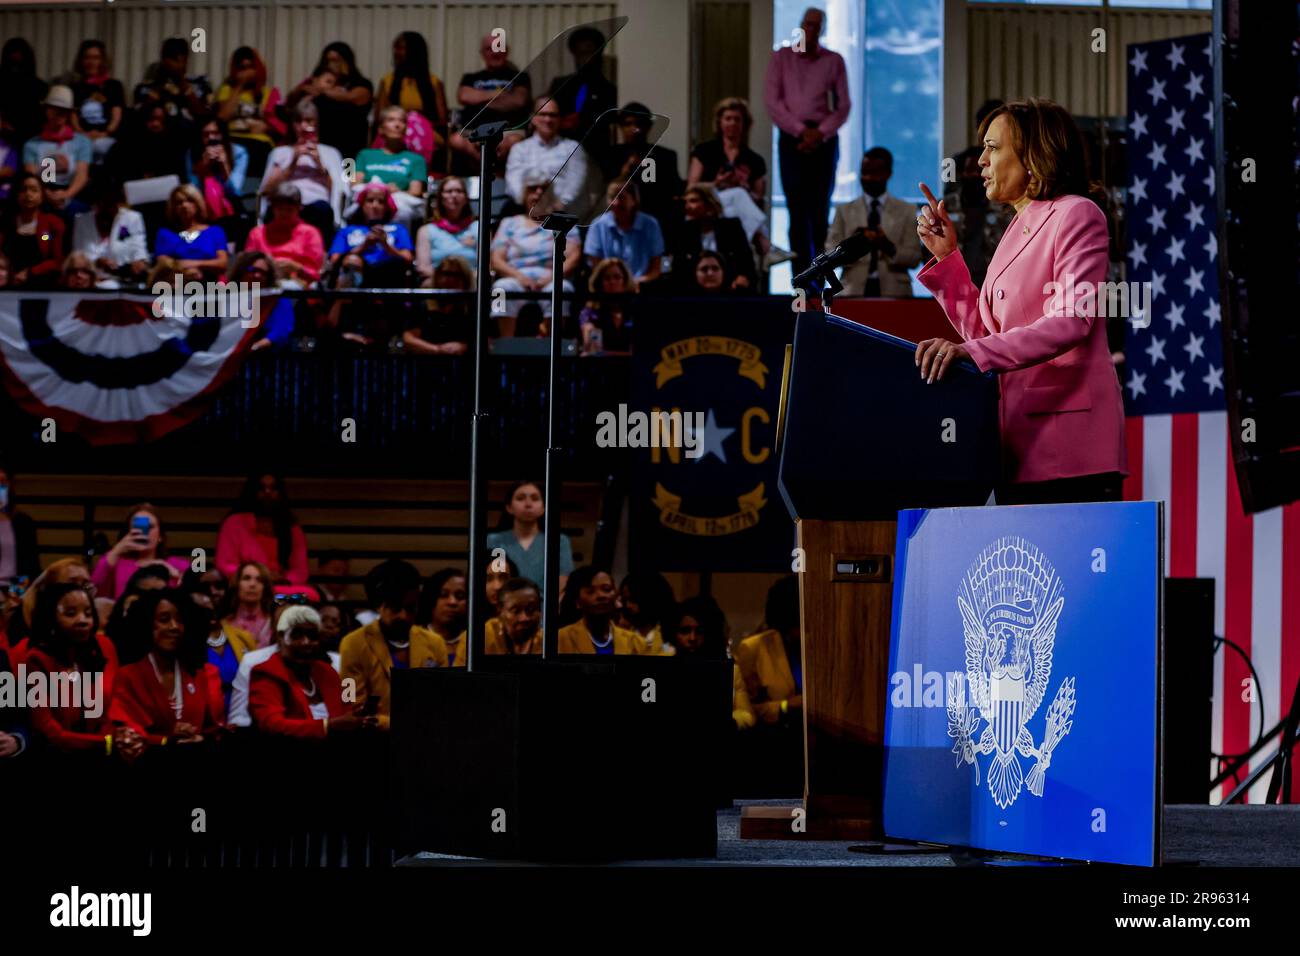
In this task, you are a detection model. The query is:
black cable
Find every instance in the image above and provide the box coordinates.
[1207,634,1267,764]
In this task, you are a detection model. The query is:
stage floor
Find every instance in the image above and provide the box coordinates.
[402,801,1300,867]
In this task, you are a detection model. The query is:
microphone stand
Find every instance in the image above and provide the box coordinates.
[464,120,506,672]
[794,267,843,315]
[538,212,577,658]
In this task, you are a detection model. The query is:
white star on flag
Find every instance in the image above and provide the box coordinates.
[1166,171,1185,198]
[1167,302,1185,330]
[1128,371,1147,399]
[1184,333,1205,363]
[1149,206,1166,233]
[1203,232,1217,259]
[1152,271,1166,298]
[1166,107,1186,135]
[1184,268,1204,296]
[1164,367,1185,396]
[1204,299,1221,326]
[1131,48,1148,75]
[1145,336,1167,365]
[1166,43,1185,71]
[689,409,734,464]
[1128,241,1147,268]
[1184,72,1204,99]
[1204,101,1214,129]
[1184,202,1205,230]
[1202,364,1223,393]
[1165,237,1185,264]
[1131,176,1148,203]
[1149,78,1167,103]
[1203,166,1215,194]
[1147,142,1167,168]
[1184,137,1204,164]
[1131,112,1148,140]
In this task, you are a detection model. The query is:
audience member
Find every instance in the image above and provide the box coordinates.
[91,503,190,600]
[826,146,922,297]
[0,644,29,757]
[0,463,40,581]
[671,185,755,291]
[328,182,413,286]
[504,98,586,207]
[180,569,255,712]
[312,550,352,603]
[485,481,573,601]
[490,174,581,335]
[317,602,353,656]
[665,595,728,659]
[339,559,447,727]
[220,561,274,649]
[764,7,850,276]
[450,33,530,170]
[374,32,448,163]
[403,256,472,354]
[353,106,426,233]
[187,118,251,246]
[261,99,346,244]
[0,38,48,144]
[250,606,369,738]
[485,552,520,613]
[226,250,296,350]
[687,250,730,295]
[618,571,677,655]
[23,86,93,217]
[557,566,642,655]
[216,474,310,587]
[155,184,229,280]
[320,251,379,347]
[583,181,663,286]
[246,183,325,286]
[417,568,468,667]
[66,40,126,161]
[3,172,66,289]
[603,103,681,233]
[688,97,767,208]
[735,575,802,725]
[214,46,284,175]
[59,251,96,289]
[71,177,149,286]
[133,37,212,130]
[103,563,172,650]
[578,258,635,356]
[290,43,373,163]
[487,577,542,655]
[546,25,618,165]
[105,103,187,185]
[0,126,19,205]
[4,558,92,657]
[112,589,222,746]
[415,176,476,284]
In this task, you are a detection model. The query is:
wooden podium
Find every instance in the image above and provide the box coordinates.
[740,309,1000,840]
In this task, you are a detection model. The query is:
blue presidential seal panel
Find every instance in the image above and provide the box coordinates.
[626,300,794,572]
[882,501,1162,867]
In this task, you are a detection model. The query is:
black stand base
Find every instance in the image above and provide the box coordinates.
[391,658,732,862]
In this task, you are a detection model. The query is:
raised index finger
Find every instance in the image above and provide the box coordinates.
[918,182,940,214]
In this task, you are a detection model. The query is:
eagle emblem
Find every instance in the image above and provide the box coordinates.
[947,536,1077,809]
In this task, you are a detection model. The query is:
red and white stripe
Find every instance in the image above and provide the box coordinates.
[1124,411,1300,803]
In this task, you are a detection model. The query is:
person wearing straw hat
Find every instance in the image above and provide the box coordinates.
[21,85,92,217]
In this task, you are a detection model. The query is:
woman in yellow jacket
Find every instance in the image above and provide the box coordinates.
[485,578,544,655]
[618,571,677,656]
[556,566,644,655]
[734,576,802,725]
[419,567,469,667]
[339,560,447,728]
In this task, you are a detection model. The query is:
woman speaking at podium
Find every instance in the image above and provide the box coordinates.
[913,98,1126,505]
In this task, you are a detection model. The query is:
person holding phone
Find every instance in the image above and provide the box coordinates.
[91,504,190,601]
[912,98,1125,505]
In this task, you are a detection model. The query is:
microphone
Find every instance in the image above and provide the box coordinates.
[792,231,874,288]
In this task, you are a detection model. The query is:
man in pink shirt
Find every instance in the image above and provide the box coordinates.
[764,7,850,278]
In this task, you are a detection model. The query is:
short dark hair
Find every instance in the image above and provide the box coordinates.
[765,575,800,635]
[567,26,606,54]
[161,37,189,60]
[369,559,422,610]
[863,146,893,170]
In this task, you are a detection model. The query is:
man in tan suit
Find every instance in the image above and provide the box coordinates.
[826,146,923,296]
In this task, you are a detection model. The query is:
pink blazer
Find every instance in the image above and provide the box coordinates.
[215,512,309,586]
[917,194,1127,485]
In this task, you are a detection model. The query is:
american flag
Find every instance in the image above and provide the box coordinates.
[1124,34,1300,803]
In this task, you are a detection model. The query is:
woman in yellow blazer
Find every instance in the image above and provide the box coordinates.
[339,561,447,727]
[556,567,643,655]
[734,576,802,725]
[485,578,544,655]
[419,567,468,667]
[618,571,677,656]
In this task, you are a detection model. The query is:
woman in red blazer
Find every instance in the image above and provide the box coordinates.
[112,589,223,746]
[249,605,374,738]
[25,582,143,760]
[913,98,1126,504]
[2,172,66,289]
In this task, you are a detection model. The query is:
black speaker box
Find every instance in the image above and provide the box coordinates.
[390,656,732,862]
[1163,577,1215,804]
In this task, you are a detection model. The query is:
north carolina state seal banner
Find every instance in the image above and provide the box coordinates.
[628,299,795,572]
[0,291,266,445]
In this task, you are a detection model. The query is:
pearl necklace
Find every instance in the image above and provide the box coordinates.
[386,638,410,650]
[207,631,227,649]
[302,676,317,698]
[589,626,613,649]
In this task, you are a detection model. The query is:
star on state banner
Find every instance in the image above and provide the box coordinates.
[627,299,795,572]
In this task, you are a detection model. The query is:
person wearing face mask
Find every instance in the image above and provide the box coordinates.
[825,147,922,298]
[338,560,447,729]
